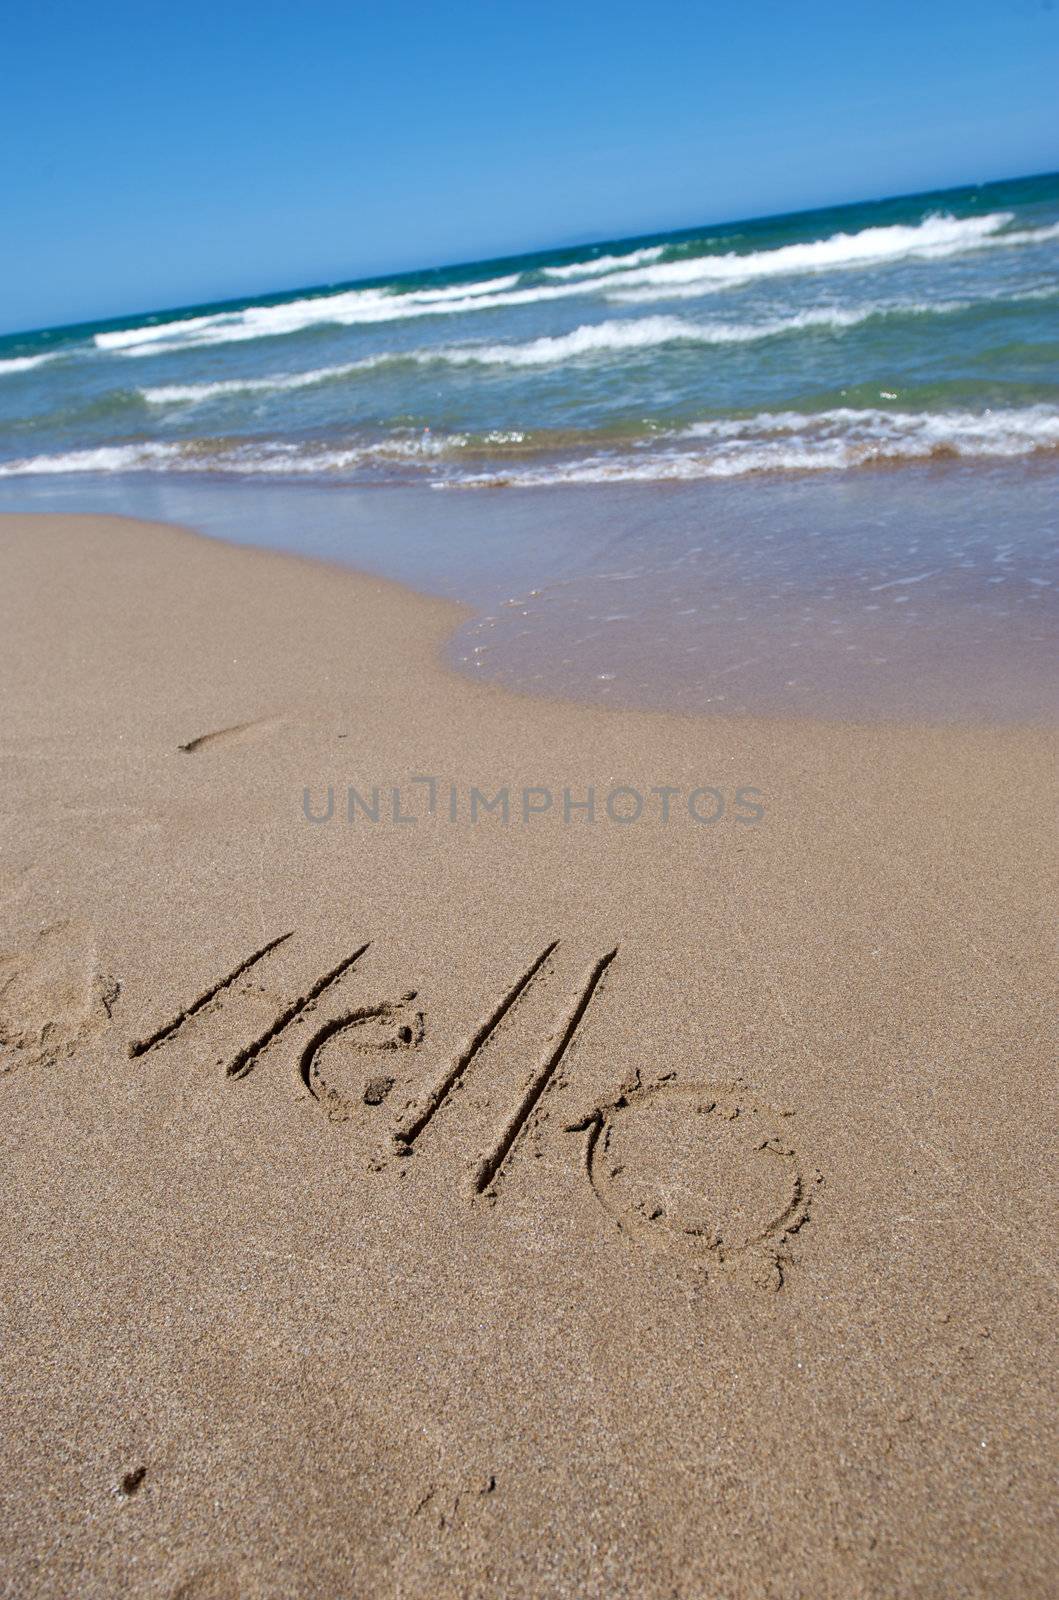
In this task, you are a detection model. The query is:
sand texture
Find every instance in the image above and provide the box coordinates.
[0,513,1056,1599]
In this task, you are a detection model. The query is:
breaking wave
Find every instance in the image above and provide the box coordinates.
[3,407,1057,484]
[448,405,1059,486]
[91,210,1049,357]
[0,352,58,375]
[140,299,974,405]
[541,246,665,279]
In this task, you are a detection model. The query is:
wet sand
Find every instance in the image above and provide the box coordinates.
[1,461,1055,725]
[0,512,1056,1598]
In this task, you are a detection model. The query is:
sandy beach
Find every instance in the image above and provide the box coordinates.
[1,511,1055,1598]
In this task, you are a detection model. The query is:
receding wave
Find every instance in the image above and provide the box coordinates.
[448,406,1059,486]
[0,433,473,478]
[4,405,1057,485]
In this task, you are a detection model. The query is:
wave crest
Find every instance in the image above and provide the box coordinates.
[450,405,1059,485]
[541,246,664,279]
[3,406,1057,485]
[0,352,57,375]
[89,209,1051,357]
[141,299,976,406]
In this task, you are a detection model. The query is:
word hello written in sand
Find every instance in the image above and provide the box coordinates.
[127,933,819,1290]
[303,778,766,827]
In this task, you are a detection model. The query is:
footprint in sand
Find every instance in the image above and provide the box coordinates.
[0,919,119,1073]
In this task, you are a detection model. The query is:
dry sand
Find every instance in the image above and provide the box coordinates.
[0,511,1056,1599]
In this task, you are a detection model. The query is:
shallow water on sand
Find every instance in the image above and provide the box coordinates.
[1,458,1054,724]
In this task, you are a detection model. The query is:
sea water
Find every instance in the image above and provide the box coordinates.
[1,172,1056,720]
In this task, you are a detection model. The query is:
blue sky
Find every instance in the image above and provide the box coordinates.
[1,0,1056,334]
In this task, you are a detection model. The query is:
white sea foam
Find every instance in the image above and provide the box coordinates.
[142,301,958,405]
[140,323,710,400]
[0,433,466,477]
[96,274,582,356]
[541,246,664,279]
[0,443,182,475]
[403,273,520,300]
[141,360,389,403]
[4,405,1057,484]
[0,352,57,374]
[438,317,702,365]
[94,208,1056,356]
[429,308,894,366]
[987,220,1059,250]
[600,211,1027,301]
[446,406,1059,487]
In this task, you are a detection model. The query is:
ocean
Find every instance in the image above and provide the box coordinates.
[3,171,1058,485]
[1,172,1056,721]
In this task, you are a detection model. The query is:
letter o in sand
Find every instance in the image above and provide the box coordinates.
[581,1081,818,1289]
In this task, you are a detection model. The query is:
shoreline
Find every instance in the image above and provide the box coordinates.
[1,510,1055,1598]
[0,461,1055,729]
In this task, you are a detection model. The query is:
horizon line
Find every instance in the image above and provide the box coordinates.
[5,165,1057,345]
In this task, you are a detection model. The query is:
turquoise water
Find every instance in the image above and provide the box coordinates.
[1,174,1056,722]
[2,172,1058,485]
